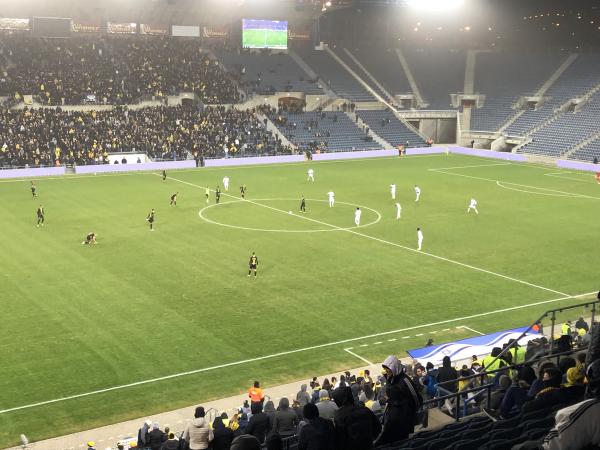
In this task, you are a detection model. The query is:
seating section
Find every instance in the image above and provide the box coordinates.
[357,109,426,147]
[295,47,376,102]
[351,48,412,101]
[331,48,390,102]
[216,49,323,95]
[0,106,290,168]
[506,54,600,136]
[470,51,565,132]
[517,91,600,157]
[271,111,382,152]
[569,136,600,162]
[404,49,466,110]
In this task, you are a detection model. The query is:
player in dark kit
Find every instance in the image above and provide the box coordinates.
[216,186,221,204]
[36,205,44,227]
[147,209,155,230]
[240,185,247,199]
[170,192,178,206]
[300,195,306,213]
[31,181,37,198]
[162,170,167,181]
[82,232,97,245]
[248,252,258,278]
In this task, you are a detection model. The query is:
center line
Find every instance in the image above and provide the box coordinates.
[162,174,569,297]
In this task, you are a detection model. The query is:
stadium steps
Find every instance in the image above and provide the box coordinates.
[563,130,600,160]
[324,46,387,104]
[342,48,395,103]
[256,112,295,149]
[287,49,338,99]
[394,48,426,108]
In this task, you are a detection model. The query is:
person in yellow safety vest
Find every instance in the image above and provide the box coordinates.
[481,347,507,375]
[562,321,572,336]
[507,339,527,365]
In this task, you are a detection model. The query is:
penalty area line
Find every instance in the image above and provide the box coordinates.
[344,348,374,366]
[0,291,594,415]
[165,174,569,297]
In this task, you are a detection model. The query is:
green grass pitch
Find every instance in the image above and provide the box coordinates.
[0,153,598,446]
[243,29,288,49]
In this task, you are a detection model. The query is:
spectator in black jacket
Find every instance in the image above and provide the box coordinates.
[161,433,179,450]
[437,355,459,395]
[147,422,166,450]
[246,401,270,444]
[212,416,234,450]
[332,386,381,450]
[298,403,335,450]
[374,355,422,446]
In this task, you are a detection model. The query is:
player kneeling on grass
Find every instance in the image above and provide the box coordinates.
[467,198,479,215]
[82,232,97,245]
[248,252,258,278]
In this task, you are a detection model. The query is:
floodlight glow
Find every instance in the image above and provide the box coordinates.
[407,0,464,12]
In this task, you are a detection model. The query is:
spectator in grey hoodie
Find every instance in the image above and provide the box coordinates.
[316,389,338,420]
[297,384,311,407]
[272,397,299,437]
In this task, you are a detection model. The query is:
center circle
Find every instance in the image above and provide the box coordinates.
[198,198,382,233]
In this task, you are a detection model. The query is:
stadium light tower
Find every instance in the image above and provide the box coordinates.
[407,0,465,12]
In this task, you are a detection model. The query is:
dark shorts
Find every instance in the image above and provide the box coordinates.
[249,264,257,270]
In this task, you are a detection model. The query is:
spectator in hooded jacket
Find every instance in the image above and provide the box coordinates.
[246,401,270,444]
[332,386,381,450]
[316,389,338,420]
[297,384,311,407]
[298,403,335,450]
[211,416,234,450]
[374,355,422,446]
[183,406,213,450]
[271,397,298,437]
[146,422,166,450]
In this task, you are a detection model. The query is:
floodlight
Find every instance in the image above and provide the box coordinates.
[407,0,465,12]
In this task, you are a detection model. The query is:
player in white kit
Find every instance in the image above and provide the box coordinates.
[307,169,315,182]
[415,185,421,202]
[417,227,423,251]
[467,198,479,214]
[223,176,230,191]
[354,207,362,226]
[395,202,402,220]
[390,184,396,200]
[327,191,335,208]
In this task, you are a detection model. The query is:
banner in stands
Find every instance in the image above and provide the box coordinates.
[140,24,168,35]
[72,21,101,33]
[172,25,200,37]
[202,26,229,39]
[0,166,65,179]
[75,160,196,174]
[0,18,30,31]
[107,22,137,34]
[407,327,540,366]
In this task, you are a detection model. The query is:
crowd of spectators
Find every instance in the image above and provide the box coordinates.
[0,35,239,105]
[0,105,292,168]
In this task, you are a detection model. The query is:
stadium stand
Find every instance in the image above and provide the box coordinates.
[0,105,290,167]
[569,137,600,162]
[0,36,239,105]
[403,49,466,110]
[294,47,376,102]
[216,48,323,95]
[267,109,383,152]
[357,109,426,147]
[506,54,600,137]
[517,91,600,158]
[470,51,565,132]
[330,47,390,102]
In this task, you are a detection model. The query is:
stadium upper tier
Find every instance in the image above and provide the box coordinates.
[216,48,323,95]
[469,51,566,133]
[0,36,239,105]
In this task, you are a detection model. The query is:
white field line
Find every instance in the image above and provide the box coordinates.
[1,290,595,415]
[344,348,374,365]
[165,174,569,297]
[544,172,595,184]
[431,168,600,200]
[495,181,583,198]
[0,153,447,183]
[431,162,512,171]
[459,325,485,336]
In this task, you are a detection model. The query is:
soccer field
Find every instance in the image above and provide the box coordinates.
[1,154,598,447]
[243,28,288,49]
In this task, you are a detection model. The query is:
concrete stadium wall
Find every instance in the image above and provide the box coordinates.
[556,159,600,172]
